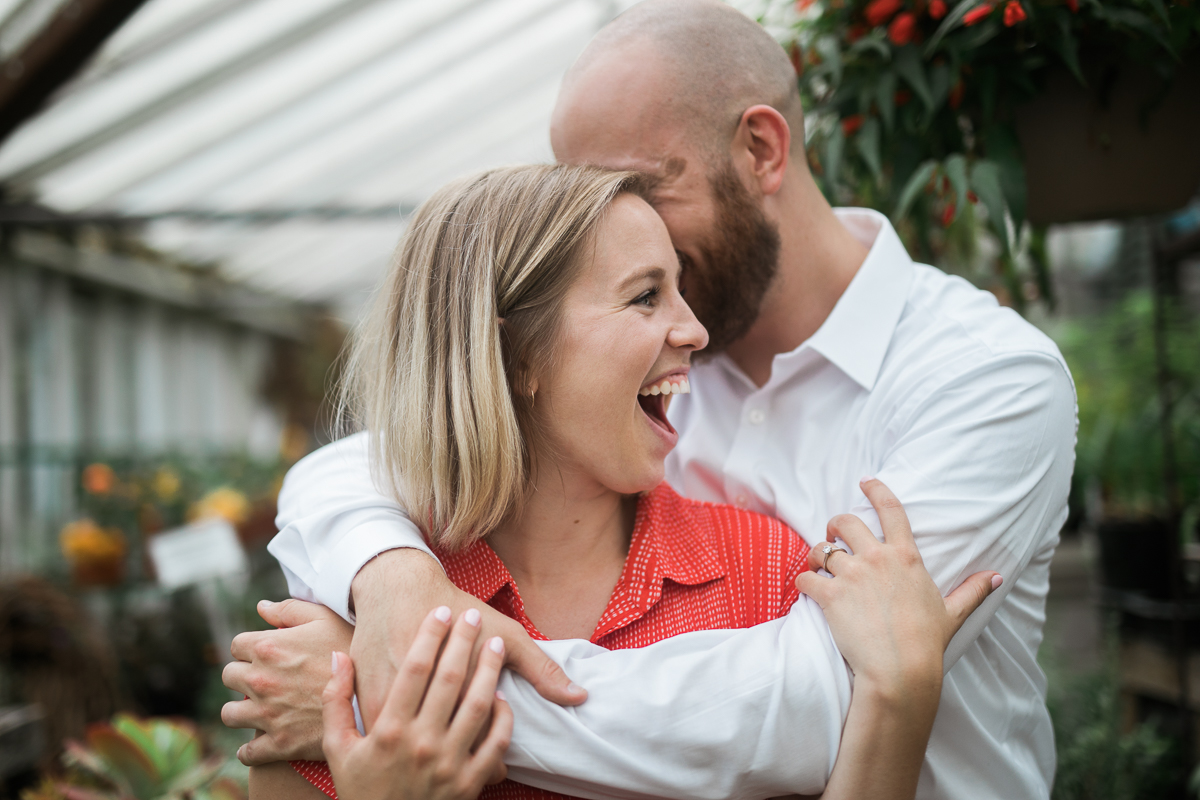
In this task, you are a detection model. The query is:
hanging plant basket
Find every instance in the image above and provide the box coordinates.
[1015,56,1200,225]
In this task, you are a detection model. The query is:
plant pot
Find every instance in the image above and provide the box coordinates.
[1097,517,1175,600]
[1014,56,1200,226]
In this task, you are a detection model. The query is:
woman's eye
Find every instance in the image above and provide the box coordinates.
[633,287,660,306]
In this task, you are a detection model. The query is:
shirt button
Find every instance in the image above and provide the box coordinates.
[748,409,765,425]
[736,495,748,507]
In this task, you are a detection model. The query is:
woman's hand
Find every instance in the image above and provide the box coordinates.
[796,478,1001,800]
[222,599,354,764]
[323,606,514,800]
[797,477,1001,696]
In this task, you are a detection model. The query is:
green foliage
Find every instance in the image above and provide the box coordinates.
[38,714,245,800]
[1048,664,1181,800]
[766,0,1199,304]
[1055,291,1200,520]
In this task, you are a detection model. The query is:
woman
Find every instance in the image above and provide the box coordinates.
[248,164,998,800]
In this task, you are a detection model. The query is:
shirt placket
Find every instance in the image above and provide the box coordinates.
[723,387,773,514]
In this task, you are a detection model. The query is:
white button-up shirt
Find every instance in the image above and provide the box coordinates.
[269,208,1077,800]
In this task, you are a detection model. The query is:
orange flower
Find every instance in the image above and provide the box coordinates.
[841,114,866,135]
[865,0,904,27]
[795,0,817,9]
[888,12,918,44]
[60,519,127,563]
[968,190,979,203]
[929,0,948,18]
[941,202,957,227]
[963,3,994,25]
[1003,0,1027,25]
[190,486,251,525]
[82,463,116,495]
[948,79,965,109]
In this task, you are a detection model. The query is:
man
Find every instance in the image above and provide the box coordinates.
[222,1,1076,797]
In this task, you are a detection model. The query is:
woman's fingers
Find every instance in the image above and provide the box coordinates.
[859,477,914,546]
[321,652,361,761]
[825,513,875,554]
[464,693,514,790]
[807,542,849,575]
[943,571,1003,638]
[448,635,506,754]
[419,608,484,728]
[386,605,454,719]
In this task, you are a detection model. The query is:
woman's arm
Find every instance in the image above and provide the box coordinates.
[807,478,999,800]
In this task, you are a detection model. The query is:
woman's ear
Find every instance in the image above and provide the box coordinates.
[735,104,790,196]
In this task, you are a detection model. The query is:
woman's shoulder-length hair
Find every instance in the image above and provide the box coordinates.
[338,163,649,551]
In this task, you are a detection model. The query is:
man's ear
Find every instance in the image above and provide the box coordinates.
[735,105,791,196]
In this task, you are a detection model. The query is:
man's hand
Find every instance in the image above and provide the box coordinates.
[221,598,353,765]
[350,549,586,731]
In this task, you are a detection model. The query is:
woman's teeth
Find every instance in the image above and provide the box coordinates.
[638,379,690,397]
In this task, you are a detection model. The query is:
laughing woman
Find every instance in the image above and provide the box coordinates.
[245,164,998,800]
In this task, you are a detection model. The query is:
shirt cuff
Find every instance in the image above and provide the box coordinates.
[314,521,440,623]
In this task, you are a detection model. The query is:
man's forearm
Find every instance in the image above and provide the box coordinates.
[499,597,852,800]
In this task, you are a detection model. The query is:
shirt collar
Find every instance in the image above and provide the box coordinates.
[438,484,726,643]
[798,208,915,391]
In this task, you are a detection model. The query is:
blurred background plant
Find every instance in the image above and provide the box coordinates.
[776,0,1200,309]
[20,714,245,800]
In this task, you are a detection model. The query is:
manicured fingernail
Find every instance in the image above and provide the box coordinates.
[258,599,274,610]
[567,682,585,696]
[495,690,507,701]
[331,652,339,674]
[464,608,481,627]
[433,605,451,623]
[859,476,874,485]
[489,636,504,654]
[991,574,1004,589]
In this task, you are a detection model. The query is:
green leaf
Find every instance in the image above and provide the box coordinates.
[970,159,1010,253]
[1142,0,1171,29]
[824,122,845,191]
[1095,7,1176,58]
[892,159,938,224]
[855,117,883,184]
[875,71,897,133]
[944,154,969,222]
[895,46,934,114]
[1055,15,1086,86]
[1028,225,1055,311]
[984,125,1028,232]
[815,36,844,88]
[999,252,1026,314]
[848,35,891,61]
[924,0,988,56]
[928,61,951,118]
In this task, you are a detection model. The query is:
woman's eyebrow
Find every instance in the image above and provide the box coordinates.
[617,266,666,292]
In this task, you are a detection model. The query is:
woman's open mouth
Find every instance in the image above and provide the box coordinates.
[636,376,689,440]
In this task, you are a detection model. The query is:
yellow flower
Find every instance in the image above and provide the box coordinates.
[190,487,250,525]
[152,468,181,501]
[60,519,127,564]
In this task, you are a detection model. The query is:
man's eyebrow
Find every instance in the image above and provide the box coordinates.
[618,266,666,292]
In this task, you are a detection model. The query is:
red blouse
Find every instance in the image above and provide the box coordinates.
[293,482,809,799]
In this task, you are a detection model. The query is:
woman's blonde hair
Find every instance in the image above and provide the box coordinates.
[339,164,646,551]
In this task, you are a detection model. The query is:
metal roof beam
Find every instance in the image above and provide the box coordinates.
[0,0,150,146]
[5,0,394,187]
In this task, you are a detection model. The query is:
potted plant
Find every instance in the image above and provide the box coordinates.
[773,0,1200,308]
[1056,291,1200,598]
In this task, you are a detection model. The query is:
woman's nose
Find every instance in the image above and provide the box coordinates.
[668,302,709,352]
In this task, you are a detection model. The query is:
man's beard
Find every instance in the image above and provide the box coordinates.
[683,161,782,356]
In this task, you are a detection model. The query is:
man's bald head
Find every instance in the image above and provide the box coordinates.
[555,0,803,160]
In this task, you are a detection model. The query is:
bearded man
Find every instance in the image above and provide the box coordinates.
[221,2,1075,798]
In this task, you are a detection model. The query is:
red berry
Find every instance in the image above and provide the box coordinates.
[929,0,948,18]
[865,0,904,27]
[941,203,957,226]
[1003,0,1027,25]
[963,3,994,25]
[841,114,866,135]
[888,12,918,45]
